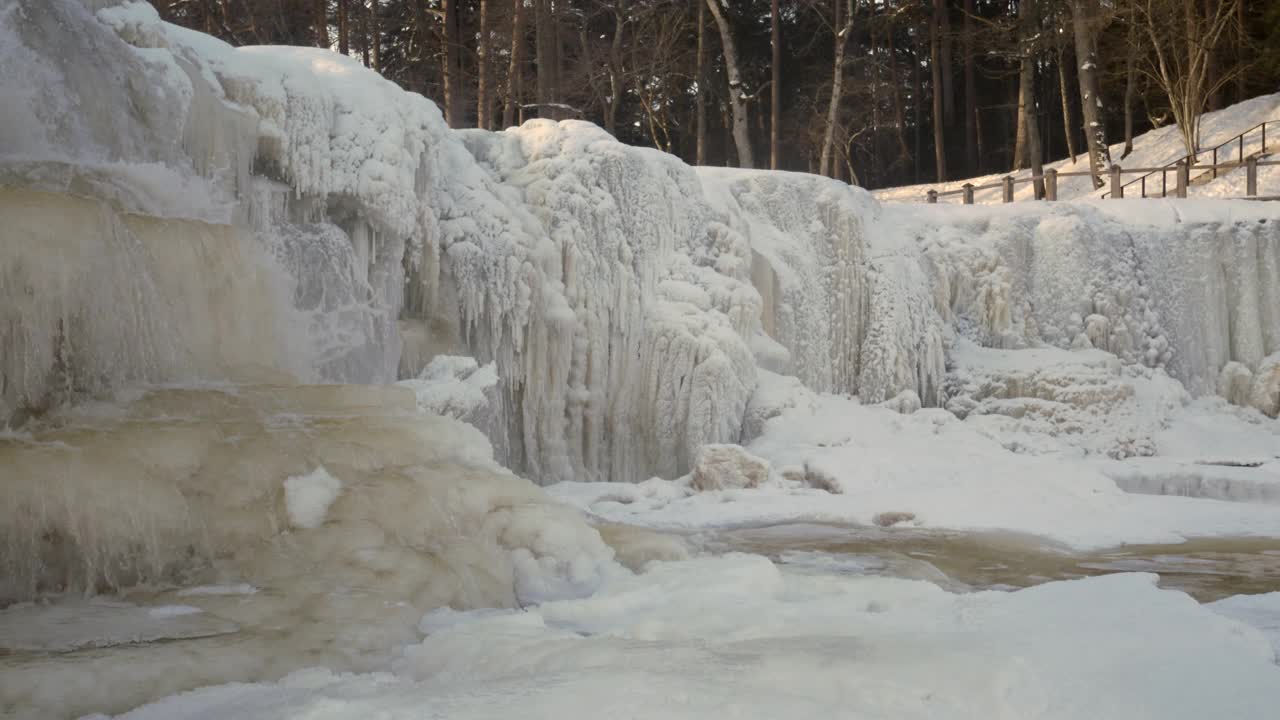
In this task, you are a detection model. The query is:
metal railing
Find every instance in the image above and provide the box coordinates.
[925,119,1278,204]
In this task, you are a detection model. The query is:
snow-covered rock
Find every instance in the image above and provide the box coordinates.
[690,444,773,492]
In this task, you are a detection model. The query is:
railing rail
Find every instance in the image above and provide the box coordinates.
[925,119,1277,204]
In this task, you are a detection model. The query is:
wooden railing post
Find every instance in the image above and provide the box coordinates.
[1002,176,1014,203]
[1045,169,1058,201]
[1110,165,1123,199]
[1247,156,1258,197]
[1175,160,1188,198]
[1212,147,1218,179]
[926,189,938,204]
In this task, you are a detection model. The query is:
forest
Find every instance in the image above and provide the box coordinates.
[151,1,1280,189]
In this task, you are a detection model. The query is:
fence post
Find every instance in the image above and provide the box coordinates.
[963,183,974,205]
[1176,160,1188,198]
[927,189,938,204]
[1110,165,1123,199]
[1045,169,1058,201]
[1002,176,1014,203]
[1247,156,1258,197]
[1212,147,1219,179]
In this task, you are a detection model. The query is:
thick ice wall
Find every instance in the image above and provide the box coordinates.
[908,202,1280,413]
[700,168,946,405]
[0,187,308,425]
[433,123,759,483]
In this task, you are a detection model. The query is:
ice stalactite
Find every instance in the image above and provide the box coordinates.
[910,204,1280,417]
[700,169,946,405]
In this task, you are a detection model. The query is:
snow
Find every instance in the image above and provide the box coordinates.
[550,366,1280,551]
[1210,592,1280,660]
[282,466,342,529]
[113,558,1280,720]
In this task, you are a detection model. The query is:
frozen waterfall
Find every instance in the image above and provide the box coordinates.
[2,0,1278,490]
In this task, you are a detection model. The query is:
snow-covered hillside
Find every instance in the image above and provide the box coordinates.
[875,92,1280,204]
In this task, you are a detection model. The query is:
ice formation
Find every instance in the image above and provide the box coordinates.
[3,0,1277,490]
[0,384,621,717]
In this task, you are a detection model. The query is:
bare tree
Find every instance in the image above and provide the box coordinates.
[817,0,854,177]
[314,0,329,48]
[1120,6,1139,158]
[1131,0,1244,155]
[705,0,755,168]
[1018,0,1044,197]
[1055,33,1077,163]
[771,0,782,170]
[442,0,463,126]
[931,0,947,181]
[696,0,708,165]
[503,0,525,127]
[477,0,491,130]
[1071,0,1110,187]
[963,0,978,173]
[338,0,349,54]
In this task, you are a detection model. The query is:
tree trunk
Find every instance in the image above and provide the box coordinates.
[963,0,978,175]
[1057,42,1077,163]
[696,0,708,165]
[314,0,329,48]
[913,31,923,182]
[1235,0,1245,101]
[1013,79,1028,170]
[1204,0,1220,111]
[771,0,781,170]
[358,0,369,65]
[1072,0,1109,188]
[606,9,624,135]
[338,0,349,54]
[477,0,490,130]
[534,0,563,119]
[535,0,554,118]
[886,11,911,164]
[940,0,954,123]
[370,0,381,72]
[1121,11,1138,158]
[442,0,462,127]
[503,0,525,127]
[930,0,947,182]
[706,0,754,168]
[820,0,853,178]
[1019,0,1045,197]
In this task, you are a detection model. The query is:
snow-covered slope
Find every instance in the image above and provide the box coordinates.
[875,92,1280,204]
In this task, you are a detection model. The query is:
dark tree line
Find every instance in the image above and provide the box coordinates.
[151,0,1280,190]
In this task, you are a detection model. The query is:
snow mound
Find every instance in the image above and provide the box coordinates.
[283,466,342,529]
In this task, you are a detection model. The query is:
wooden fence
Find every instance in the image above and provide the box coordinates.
[926,119,1278,204]
[925,157,1280,204]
